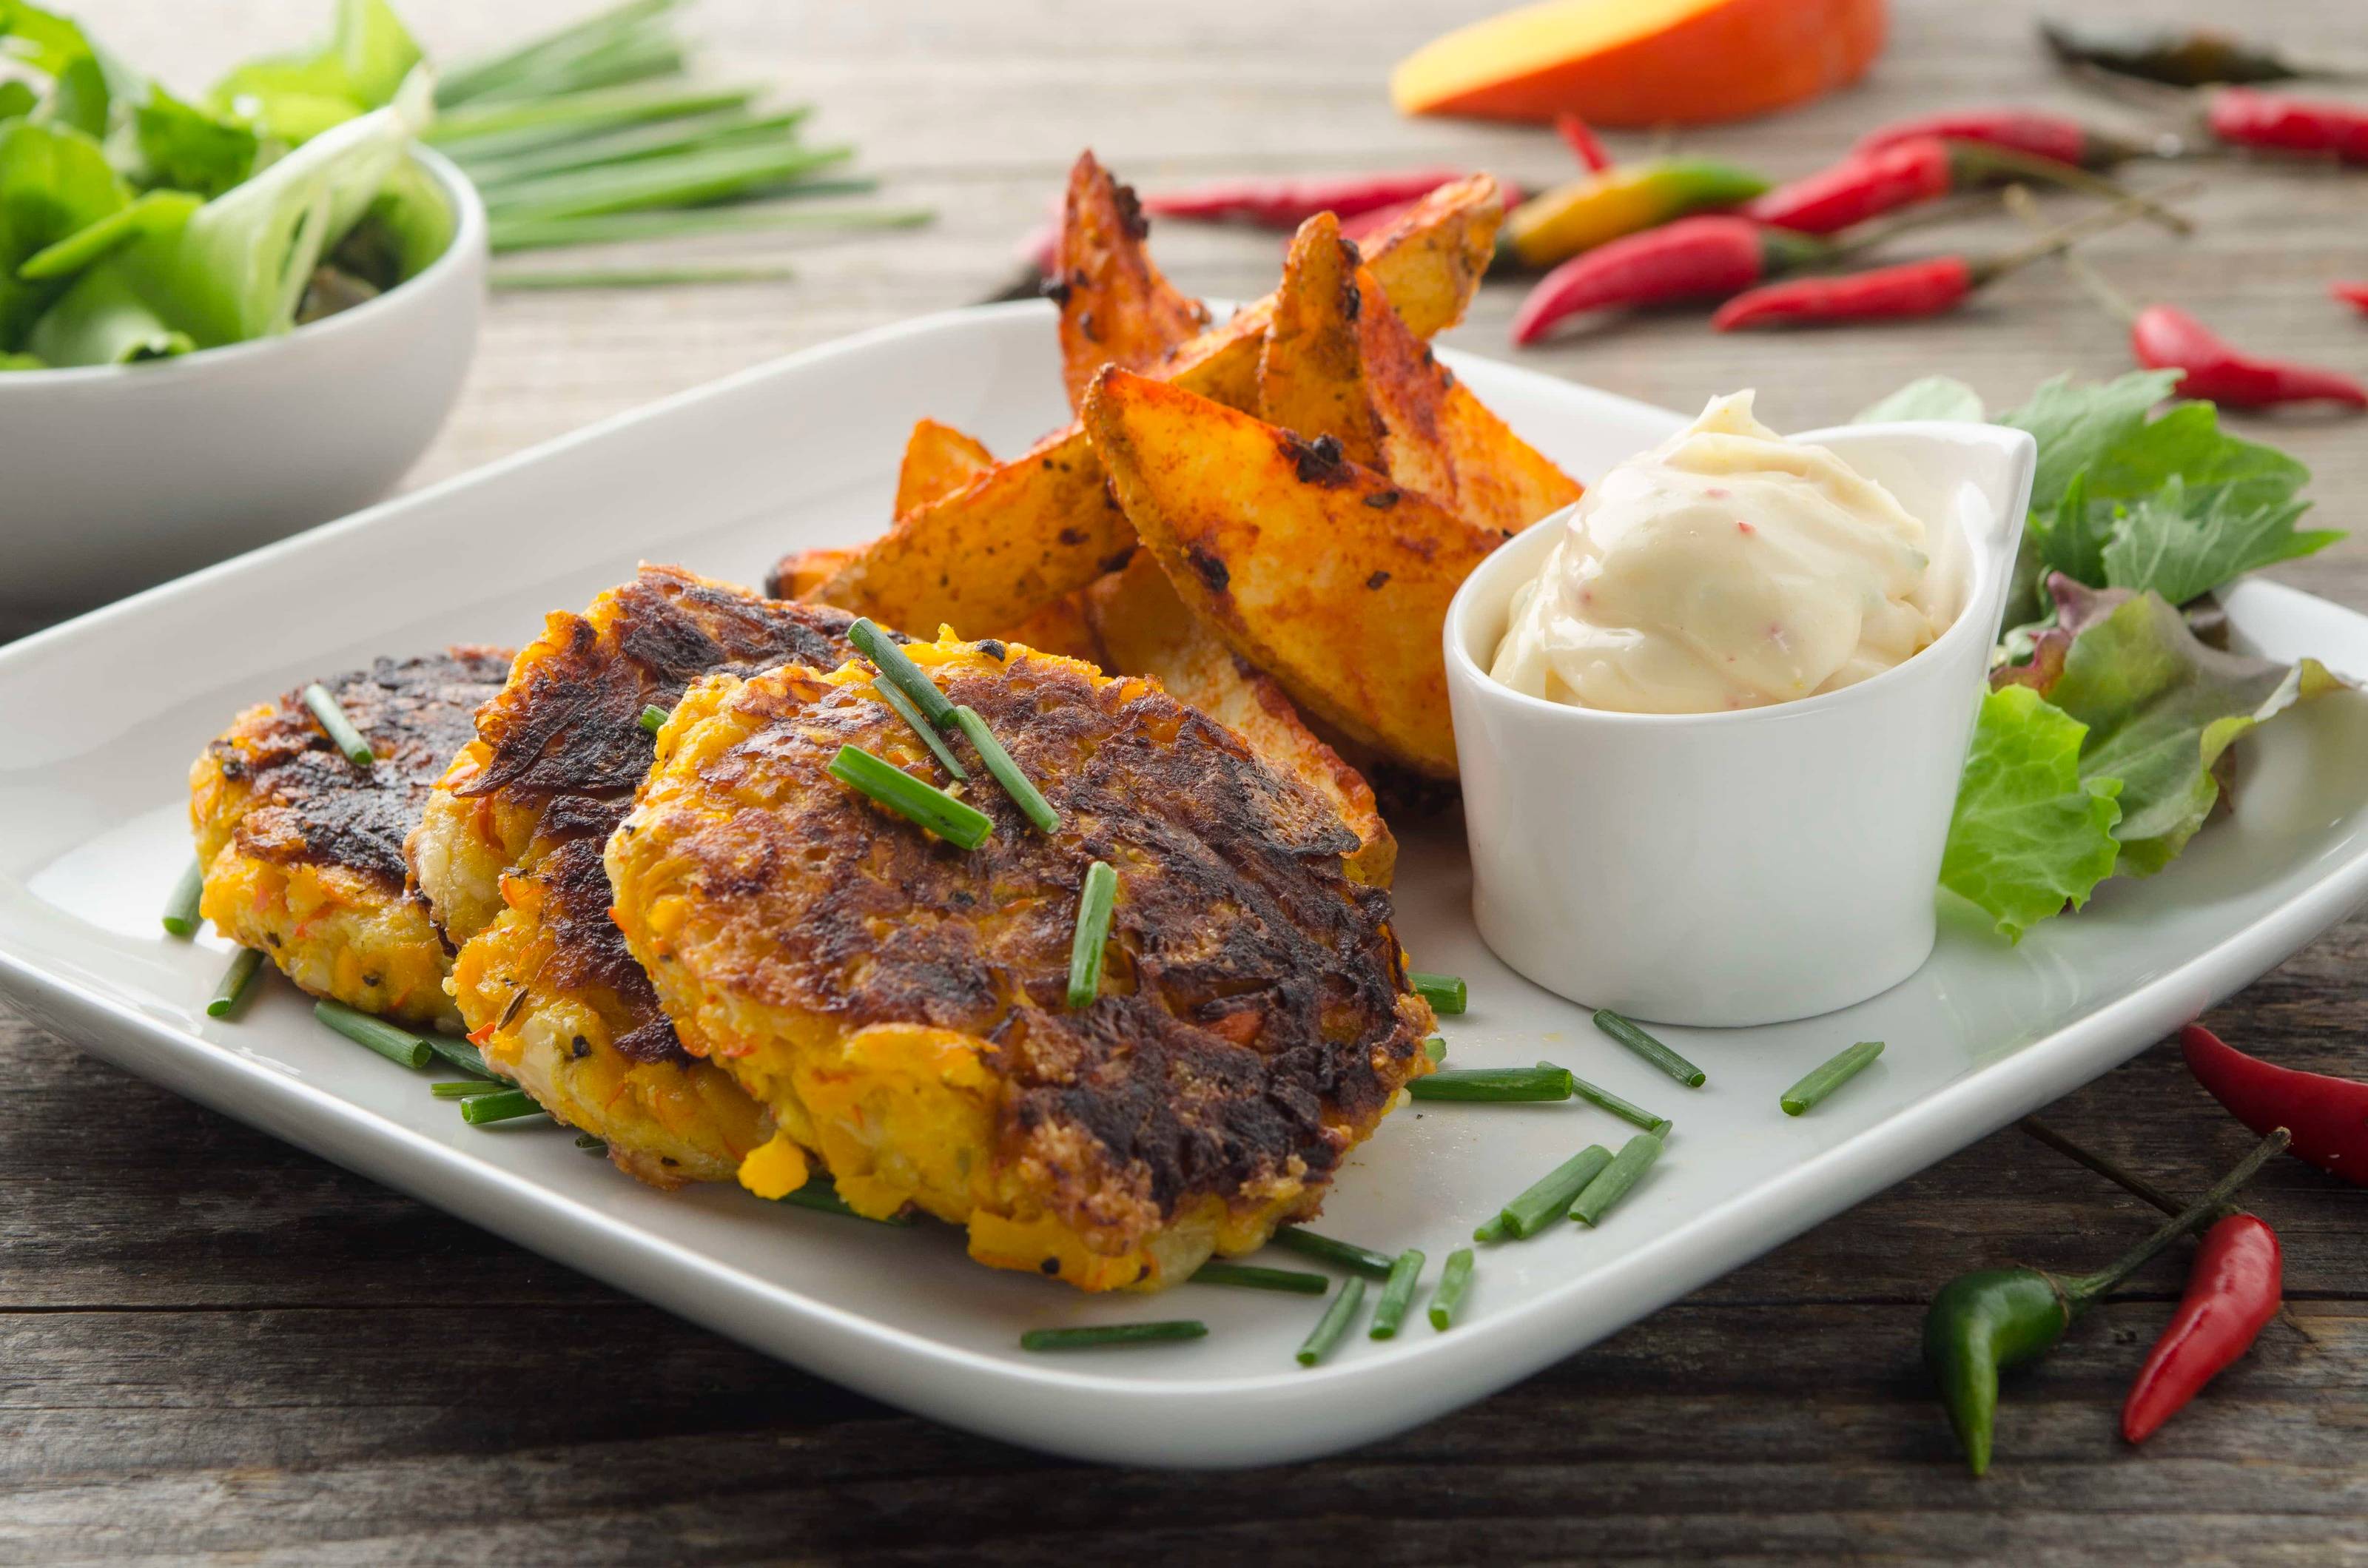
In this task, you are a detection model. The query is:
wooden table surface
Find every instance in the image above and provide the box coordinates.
[7,1,2367,1561]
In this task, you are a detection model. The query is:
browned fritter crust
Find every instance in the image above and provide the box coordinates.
[204,649,515,886]
[622,645,1429,1238]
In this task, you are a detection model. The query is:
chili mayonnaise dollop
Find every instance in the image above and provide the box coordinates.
[1490,391,1945,714]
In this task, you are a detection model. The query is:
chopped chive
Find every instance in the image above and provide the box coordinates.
[301,683,377,769]
[493,264,798,290]
[776,1179,917,1224]
[436,0,684,107]
[1488,1144,1615,1240]
[1271,1226,1396,1279]
[1568,1073,1669,1134]
[428,84,761,155]
[1570,1129,1666,1227]
[1424,1036,1446,1063]
[1368,1249,1426,1339]
[951,705,1060,832]
[575,1132,609,1154]
[431,1080,495,1099]
[425,1034,502,1080]
[1406,1066,1573,1103]
[1066,860,1118,1009]
[1190,1261,1329,1295]
[459,1088,545,1125]
[827,744,992,849]
[1592,1009,1706,1088]
[639,703,667,734]
[463,107,811,187]
[481,142,854,226]
[162,858,204,936]
[1429,1248,1476,1330]
[1021,1321,1207,1352]
[1410,972,1466,1015]
[1472,1214,1514,1243]
[873,679,968,780]
[1296,1279,1368,1366]
[485,195,916,252]
[1781,1040,1886,1116]
[848,618,954,727]
[206,948,265,1018]
[314,1000,433,1069]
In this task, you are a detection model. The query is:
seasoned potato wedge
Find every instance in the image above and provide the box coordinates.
[1089,554,1395,886]
[1258,212,1385,470]
[894,417,995,517]
[1054,152,1211,414]
[1000,588,1105,664]
[813,176,1503,639]
[1083,367,1498,778]
[764,546,854,601]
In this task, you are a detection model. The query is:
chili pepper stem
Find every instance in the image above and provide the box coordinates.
[1949,140,2194,234]
[1968,176,2204,287]
[2002,184,2141,324]
[2016,1117,2187,1218]
[2064,1128,2289,1305]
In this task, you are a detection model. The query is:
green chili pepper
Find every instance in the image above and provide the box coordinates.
[1923,1127,2287,1476]
[1502,158,1771,271]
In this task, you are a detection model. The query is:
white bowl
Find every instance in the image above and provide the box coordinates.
[1443,420,2039,1028]
[0,147,486,616]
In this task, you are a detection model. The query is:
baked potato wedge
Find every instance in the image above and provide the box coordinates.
[810,176,1504,639]
[1001,588,1106,664]
[1083,366,1498,778]
[1257,212,1385,471]
[894,417,995,517]
[1088,553,1395,886]
[1054,151,1211,414]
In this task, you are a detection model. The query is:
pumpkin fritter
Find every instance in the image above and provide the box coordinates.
[605,635,1434,1291]
[406,565,863,1189]
[189,648,514,1029]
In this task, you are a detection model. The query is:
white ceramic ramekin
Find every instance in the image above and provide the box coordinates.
[1443,420,2038,1028]
[0,147,485,616]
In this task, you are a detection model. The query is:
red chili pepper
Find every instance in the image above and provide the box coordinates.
[2182,1023,2368,1183]
[1856,108,2145,169]
[2133,304,2368,408]
[1555,111,1612,173]
[2332,281,2368,314]
[1712,255,1974,330]
[2121,1212,2282,1444]
[1746,139,1956,235]
[1140,169,1473,228]
[2207,87,2368,164]
[1509,215,1828,343]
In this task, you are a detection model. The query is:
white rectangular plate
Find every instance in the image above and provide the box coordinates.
[4,302,2366,1470]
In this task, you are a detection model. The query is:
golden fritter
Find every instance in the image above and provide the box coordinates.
[407,565,864,1189]
[606,634,1434,1291]
[189,649,514,1029]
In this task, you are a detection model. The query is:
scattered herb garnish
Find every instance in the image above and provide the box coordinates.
[1295,1279,1366,1367]
[1429,1248,1476,1330]
[1407,1065,1574,1103]
[873,681,968,781]
[1022,1321,1207,1352]
[1368,1249,1426,1339]
[1568,1074,1669,1134]
[778,1179,915,1225]
[302,682,377,769]
[1424,1036,1447,1063]
[827,744,992,849]
[1191,1261,1329,1295]
[1272,1227,1396,1279]
[314,999,431,1069]
[847,618,953,726]
[1569,1129,1667,1227]
[952,705,1060,832]
[206,948,264,1017]
[1780,1041,1886,1116]
[1484,1145,1615,1241]
[1065,860,1118,1008]
[161,857,204,936]
[457,1087,543,1124]
[1410,971,1466,1015]
[637,703,667,734]
[1592,1010,1706,1088]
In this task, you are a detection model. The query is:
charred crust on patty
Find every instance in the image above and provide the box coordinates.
[212,648,513,886]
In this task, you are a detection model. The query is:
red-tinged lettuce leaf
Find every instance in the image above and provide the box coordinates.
[2002,575,2351,876]
[1942,684,2124,941]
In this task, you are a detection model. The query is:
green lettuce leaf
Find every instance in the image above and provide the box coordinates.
[209,0,423,143]
[16,186,198,278]
[0,347,42,367]
[2008,577,2350,876]
[0,79,36,121]
[126,84,262,196]
[1997,371,2181,516]
[1941,684,2125,941]
[25,257,189,361]
[328,149,452,286]
[0,1,144,129]
[0,115,127,345]
[1853,375,1985,424]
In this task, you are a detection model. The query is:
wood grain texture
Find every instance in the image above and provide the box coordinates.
[7,0,2368,1560]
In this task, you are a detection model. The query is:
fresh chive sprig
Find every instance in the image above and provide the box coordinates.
[638,703,667,734]
[1484,1144,1614,1241]
[1022,1321,1207,1352]
[1296,1279,1366,1367]
[1407,1065,1573,1103]
[301,683,376,770]
[460,1088,546,1125]
[493,264,799,291]
[1570,1129,1666,1227]
[1569,1074,1669,1134]
[486,196,918,254]
[778,1180,915,1225]
[162,858,204,937]
[206,948,265,1018]
[1368,1249,1426,1339]
[848,618,953,727]
[952,706,1060,832]
[315,1000,431,1069]
[1190,1261,1328,1295]
[1272,1227,1396,1279]
[874,681,968,780]
[1429,1248,1475,1330]
[432,1080,495,1099]
[828,744,992,849]
[1781,1041,1885,1116]
[1409,972,1466,1015]
[426,1035,503,1080]
[1424,1037,1446,1064]
[1592,1009,1706,1088]
[1066,860,1118,1009]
